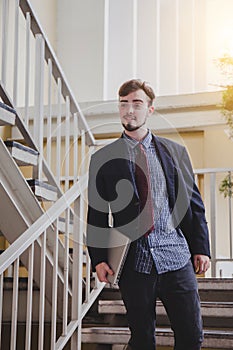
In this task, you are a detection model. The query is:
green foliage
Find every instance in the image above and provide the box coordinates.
[219,174,233,198]
[220,86,233,138]
[215,53,233,77]
[216,54,233,136]
[216,54,233,197]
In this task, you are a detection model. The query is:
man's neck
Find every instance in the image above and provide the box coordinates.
[124,128,149,141]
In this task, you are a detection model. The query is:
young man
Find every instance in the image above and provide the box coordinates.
[87,79,210,350]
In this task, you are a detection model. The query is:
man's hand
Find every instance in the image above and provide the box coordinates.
[193,255,210,275]
[95,262,114,283]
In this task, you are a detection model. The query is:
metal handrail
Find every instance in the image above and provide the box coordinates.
[0,177,84,275]
[0,170,105,349]
[1,0,96,193]
[18,0,95,147]
[194,168,233,278]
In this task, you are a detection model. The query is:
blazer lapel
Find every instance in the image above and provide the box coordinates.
[153,135,176,208]
[112,137,138,194]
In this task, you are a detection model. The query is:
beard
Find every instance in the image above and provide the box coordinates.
[122,123,141,132]
[122,118,146,132]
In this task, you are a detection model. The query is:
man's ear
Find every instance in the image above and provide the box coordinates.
[148,105,155,116]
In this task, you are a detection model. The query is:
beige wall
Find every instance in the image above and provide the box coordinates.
[204,126,233,169]
[162,131,204,169]
[30,0,57,50]
[0,126,11,140]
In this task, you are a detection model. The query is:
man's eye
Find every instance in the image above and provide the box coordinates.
[133,103,143,109]
[119,103,127,108]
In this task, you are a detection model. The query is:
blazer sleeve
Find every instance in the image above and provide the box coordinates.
[86,154,110,271]
[178,147,211,258]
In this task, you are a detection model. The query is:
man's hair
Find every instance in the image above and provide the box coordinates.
[118,79,155,106]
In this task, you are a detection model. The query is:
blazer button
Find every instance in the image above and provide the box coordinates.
[134,201,139,206]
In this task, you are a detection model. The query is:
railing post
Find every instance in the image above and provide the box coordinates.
[73,113,79,183]
[34,34,45,181]
[62,208,70,337]
[25,243,34,350]
[210,173,217,277]
[11,258,19,350]
[65,96,70,192]
[228,171,233,259]
[56,78,62,184]
[46,59,53,168]
[51,222,59,350]
[71,130,86,350]
[0,274,3,347]
[24,12,31,125]
[13,0,20,105]
[38,232,46,350]
[1,0,9,86]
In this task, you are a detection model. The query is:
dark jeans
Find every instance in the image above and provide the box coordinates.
[118,260,203,350]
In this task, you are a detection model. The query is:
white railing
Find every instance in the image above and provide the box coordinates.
[0,0,105,348]
[195,168,233,278]
[0,0,96,192]
[0,170,104,349]
[0,1,232,349]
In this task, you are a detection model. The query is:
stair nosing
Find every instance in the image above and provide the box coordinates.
[4,140,38,156]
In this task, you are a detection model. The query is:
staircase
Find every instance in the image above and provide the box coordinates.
[0,0,233,349]
[0,79,105,349]
[82,279,233,349]
[0,0,103,349]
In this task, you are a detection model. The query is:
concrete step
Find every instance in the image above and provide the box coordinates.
[98,299,233,318]
[3,139,56,202]
[27,179,57,202]
[57,216,74,234]
[4,140,38,166]
[198,278,233,302]
[82,326,233,349]
[102,278,233,302]
[0,102,16,126]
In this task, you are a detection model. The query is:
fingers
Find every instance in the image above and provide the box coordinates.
[193,255,210,275]
[95,262,114,283]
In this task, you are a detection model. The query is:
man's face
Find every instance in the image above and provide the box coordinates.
[118,89,154,132]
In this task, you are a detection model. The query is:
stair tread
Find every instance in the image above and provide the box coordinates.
[99,299,233,307]
[82,326,172,334]
[5,140,39,166]
[0,102,16,126]
[82,326,233,348]
[0,102,16,114]
[4,140,38,156]
[27,179,57,192]
[82,326,233,335]
[104,278,233,290]
[197,278,233,290]
[97,300,233,320]
[27,179,57,201]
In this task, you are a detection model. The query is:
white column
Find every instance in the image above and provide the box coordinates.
[137,0,158,91]
[195,0,207,92]
[57,0,105,102]
[105,0,135,99]
[159,0,178,95]
[178,0,196,93]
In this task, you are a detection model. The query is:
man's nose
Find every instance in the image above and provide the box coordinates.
[128,104,134,113]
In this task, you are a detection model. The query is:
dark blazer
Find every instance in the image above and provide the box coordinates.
[87,134,211,270]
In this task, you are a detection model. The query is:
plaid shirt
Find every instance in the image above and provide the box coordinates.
[123,131,191,274]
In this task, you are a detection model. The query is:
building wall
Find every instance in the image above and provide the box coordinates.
[54,0,233,102]
[56,0,105,102]
[1,0,233,276]
[2,0,233,103]
[30,0,57,49]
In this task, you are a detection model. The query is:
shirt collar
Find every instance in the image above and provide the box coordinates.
[123,130,152,150]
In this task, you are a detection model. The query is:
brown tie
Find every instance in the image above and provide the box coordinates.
[135,143,154,237]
